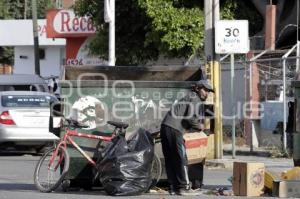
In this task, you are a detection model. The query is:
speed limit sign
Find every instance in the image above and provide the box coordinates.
[215,20,249,54]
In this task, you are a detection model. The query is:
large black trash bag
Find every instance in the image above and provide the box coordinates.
[97,128,154,196]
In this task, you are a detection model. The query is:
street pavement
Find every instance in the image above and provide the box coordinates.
[0,154,294,198]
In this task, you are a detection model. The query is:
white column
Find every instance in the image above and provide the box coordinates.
[104,0,115,66]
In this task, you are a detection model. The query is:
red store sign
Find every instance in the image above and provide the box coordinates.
[47,9,96,38]
[46,9,105,66]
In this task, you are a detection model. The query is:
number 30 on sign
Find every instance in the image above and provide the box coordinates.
[215,20,249,54]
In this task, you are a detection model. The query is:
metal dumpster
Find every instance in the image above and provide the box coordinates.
[60,65,213,188]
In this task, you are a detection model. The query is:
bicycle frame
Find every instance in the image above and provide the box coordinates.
[49,128,114,169]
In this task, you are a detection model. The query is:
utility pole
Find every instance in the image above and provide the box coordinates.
[104,0,115,66]
[205,0,223,159]
[31,0,40,75]
[24,0,27,19]
[296,0,300,75]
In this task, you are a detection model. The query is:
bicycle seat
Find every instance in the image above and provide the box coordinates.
[107,121,129,129]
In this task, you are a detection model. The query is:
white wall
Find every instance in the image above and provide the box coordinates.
[14,46,64,78]
[0,20,65,46]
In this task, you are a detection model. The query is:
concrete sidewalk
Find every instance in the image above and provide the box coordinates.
[206,155,293,171]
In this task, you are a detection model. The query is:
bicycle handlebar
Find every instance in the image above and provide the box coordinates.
[64,118,89,129]
[56,113,131,138]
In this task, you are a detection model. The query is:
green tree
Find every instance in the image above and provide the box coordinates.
[74,0,262,65]
[221,0,263,36]
[0,0,55,19]
[75,0,159,65]
[0,1,10,19]
[138,0,204,59]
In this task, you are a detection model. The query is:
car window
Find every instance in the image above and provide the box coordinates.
[1,95,56,108]
[0,84,48,92]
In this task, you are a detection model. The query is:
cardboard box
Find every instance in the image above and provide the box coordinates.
[233,162,265,196]
[273,180,300,198]
[183,132,208,164]
[265,170,281,191]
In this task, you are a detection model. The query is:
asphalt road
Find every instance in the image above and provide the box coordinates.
[0,154,279,199]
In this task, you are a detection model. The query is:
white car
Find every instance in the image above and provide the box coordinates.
[0,91,59,152]
[0,74,49,92]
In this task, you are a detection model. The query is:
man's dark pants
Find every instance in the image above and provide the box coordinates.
[160,124,190,189]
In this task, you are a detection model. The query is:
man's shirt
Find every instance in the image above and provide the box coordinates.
[161,91,205,133]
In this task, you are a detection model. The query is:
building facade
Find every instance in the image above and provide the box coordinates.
[0,19,66,78]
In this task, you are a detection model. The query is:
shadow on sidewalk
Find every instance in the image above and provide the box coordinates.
[0,183,35,191]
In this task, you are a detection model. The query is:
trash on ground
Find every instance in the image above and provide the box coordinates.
[264,170,281,191]
[214,187,233,196]
[273,180,300,198]
[281,167,300,180]
[227,176,233,184]
[264,167,300,198]
[148,187,168,194]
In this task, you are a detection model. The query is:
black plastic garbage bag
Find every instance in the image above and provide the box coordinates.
[97,128,154,196]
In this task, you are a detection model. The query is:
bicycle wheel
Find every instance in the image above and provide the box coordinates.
[34,146,69,192]
[150,153,162,188]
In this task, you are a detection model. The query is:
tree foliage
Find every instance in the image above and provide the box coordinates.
[138,0,204,59]
[75,0,158,65]
[74,0,262,65]
[221,0,263,36]
[0,0,54,19]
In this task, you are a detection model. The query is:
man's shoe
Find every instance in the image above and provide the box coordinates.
[169,189,176,195]
[169,185,177,195]
[177,188,200,196]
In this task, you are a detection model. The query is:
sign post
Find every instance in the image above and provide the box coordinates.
[230,53,235,158]
[215,20,249,158]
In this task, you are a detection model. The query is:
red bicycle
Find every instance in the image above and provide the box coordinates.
[33,118,162,193]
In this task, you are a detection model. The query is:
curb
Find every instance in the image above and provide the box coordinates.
[223,150,272,157]
[205,150,272,170]
[205,159,233,170]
